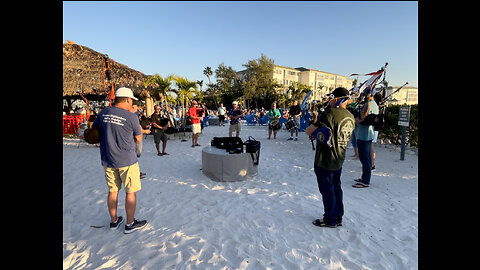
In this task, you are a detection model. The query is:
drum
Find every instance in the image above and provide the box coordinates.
[84,126,100,144]
[269,119,281,131]
[285,119,295,131]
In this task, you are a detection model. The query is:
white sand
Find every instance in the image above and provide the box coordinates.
[63,124,418,269]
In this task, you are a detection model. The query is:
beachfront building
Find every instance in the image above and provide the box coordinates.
[238,64,354,102]
[273,65,354,101]
[376,85,419,105]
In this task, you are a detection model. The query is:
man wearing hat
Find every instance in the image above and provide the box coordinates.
[92,87,147,234]
[305,87,355,228]
[227,101,244,137]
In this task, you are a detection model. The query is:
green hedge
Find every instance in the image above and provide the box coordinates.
[378,104,418,148]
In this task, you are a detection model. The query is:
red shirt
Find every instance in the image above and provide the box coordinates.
[188,106,203,124]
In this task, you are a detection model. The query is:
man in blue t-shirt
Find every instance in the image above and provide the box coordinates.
[352,93,379,188]
[227,101,244,137]
[92,87,147,234]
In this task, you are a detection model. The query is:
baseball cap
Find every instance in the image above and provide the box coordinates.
[330,87,350,98]
[232,101,238,105]
[115,87,138,100]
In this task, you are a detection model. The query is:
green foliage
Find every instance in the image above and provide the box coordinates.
[378,104,418,148]
[144,74,176,105]
[241,54,279,109]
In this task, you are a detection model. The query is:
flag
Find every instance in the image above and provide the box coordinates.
[349,73,360,76]
[357,64,388,94]
[358,73,382,93]
[364,69,384,76]
[300,91,313,110]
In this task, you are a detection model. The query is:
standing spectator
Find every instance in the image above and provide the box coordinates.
[371,92,383,171]
[218,103,226,126]
[130,99,151,178]
[92,87,147,234]
[227,101,244,137]
[350,126,359,160]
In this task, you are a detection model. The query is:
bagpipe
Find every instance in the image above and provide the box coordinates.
[142,112,177,134]
[308,62,391,150]
[347,62,392,132]
[348,63,409,133]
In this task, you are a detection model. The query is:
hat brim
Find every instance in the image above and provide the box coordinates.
[117,95,138,100]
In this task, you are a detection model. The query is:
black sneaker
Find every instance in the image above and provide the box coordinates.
[124,219,147,234]
[312,219,337,228]
[287,137,294,140]
[109,216,124,230]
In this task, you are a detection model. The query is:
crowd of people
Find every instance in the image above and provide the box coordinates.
[80,86,382,233]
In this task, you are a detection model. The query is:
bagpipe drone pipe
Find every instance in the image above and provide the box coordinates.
[141,116,177,134]
[346,62,394,132]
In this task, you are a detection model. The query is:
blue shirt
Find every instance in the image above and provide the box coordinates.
[227,108,243,125]
[93,106,142,168]
[356,100,379,141]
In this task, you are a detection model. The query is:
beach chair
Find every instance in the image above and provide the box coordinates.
[259,115,269,126]
[279,116,288,128]
[246,113,258,126]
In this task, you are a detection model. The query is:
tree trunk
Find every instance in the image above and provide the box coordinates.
[145,96,154,117]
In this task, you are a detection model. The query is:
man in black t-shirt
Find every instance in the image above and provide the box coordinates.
[288,100,302,140]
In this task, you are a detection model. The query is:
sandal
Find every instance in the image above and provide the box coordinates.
[354,178,363,183]
[162,152,169,155]
[312,219,337,228]
[157,153,164,156]
[352,182,369,188]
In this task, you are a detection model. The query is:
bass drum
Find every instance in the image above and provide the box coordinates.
[269,119,281,131]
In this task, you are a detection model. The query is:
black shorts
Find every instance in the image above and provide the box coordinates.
[153,129,167,143]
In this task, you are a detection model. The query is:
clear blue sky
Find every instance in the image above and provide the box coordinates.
[63,1,418,87]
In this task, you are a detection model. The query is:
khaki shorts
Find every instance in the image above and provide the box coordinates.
[192,123,202,134]
[229,123,241,133]
[103,162,141,193]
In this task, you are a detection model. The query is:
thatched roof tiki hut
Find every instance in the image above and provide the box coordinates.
[63,42,153,107]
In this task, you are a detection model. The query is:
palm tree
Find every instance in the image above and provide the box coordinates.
[288,82,312,103]
[145,74,176,106]
[203,66,213,85]
[174,76,201,129]
[196,80,203,92]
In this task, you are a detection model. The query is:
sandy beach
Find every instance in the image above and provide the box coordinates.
[63,123,418,269]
